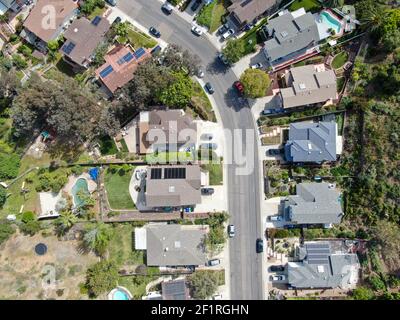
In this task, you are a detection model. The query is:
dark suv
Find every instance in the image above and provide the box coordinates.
[256,238,264,253]
[270,265,285,272]
[191,0,202,11]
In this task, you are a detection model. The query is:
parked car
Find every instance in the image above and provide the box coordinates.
[218,23,229,35]
[217,53,229,65]
[201,133,213,140]
[268,215,282,221]
[212,293,223,300]
[205,82,215,94]
[256,238,264,253]
[270,265,285,272]
[268,149,283,156]
[200,142,217,150]
[191,0,202,11]
[149,26,161,38]
[228,224,235,238]
[113,16,122,25]
[201,188,215,195]
[151,45,162,55]
[222,28,234,40]
[233,81,244,94]
[208,259,221,266]
[251,62,263,69]
[197,68,205,78]
[106,0,117,6]
[243,23,253,31]
[161,2,174,14]
[262,109,275,115]
[191,25,203,36]
[270,275,286,281]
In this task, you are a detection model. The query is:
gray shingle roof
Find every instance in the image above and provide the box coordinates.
[287,241,360,289]
[162,280,189,300]
[283,183,343,225]
[146,224,207,267]
[284,121,338,163]
[280,65,337,108]
[228,0,277,25]
[263,11,320,62]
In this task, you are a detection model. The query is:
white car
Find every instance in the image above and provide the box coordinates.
[251,62,263,69]
[222,29,234,40]
[270,275,286,281]
[191,26,203,36]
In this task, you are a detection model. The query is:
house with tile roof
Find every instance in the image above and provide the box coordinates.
[284,121,340,163]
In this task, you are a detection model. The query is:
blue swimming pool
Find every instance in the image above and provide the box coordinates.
[71,178,89,207]
[112,289,130,300]
[320,11,342,34]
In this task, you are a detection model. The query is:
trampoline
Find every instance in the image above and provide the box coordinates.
[35,243,48,256]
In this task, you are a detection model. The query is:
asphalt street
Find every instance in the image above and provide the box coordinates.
[117,0,263,300]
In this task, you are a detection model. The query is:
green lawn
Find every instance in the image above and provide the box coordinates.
[104,168,136,210]
[196,1,228,33]
[88,6,107,21]
[119,28,158,49]
[289,0,321,12]
[191,80,216,122]
[99,136,118,155]
[108,224,145,267]
[332,52,349,69]
[201,161,223,185]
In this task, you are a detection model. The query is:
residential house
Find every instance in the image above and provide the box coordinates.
[287,241,360,289]
[95,45,151,95]
[227,0,279,28]
[138,109,197,155]
[145,165,202,209]
[279,64,337,109]
[263,8,321,68]
[162,280,190,300]
[135,224,208,267]
[282,182,343,228]
[60,16,110,69]
[0,0,24,14]
[21,0,78,52]
[284,121,341,163]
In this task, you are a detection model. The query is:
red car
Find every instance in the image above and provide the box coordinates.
[234,81,244,94]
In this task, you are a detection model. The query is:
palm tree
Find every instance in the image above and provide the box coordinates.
[55,210,78,235]
[83,222,113,256]
[360,5,385,32]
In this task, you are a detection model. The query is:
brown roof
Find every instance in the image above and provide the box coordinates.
[61,16,110,67]
[139,110,197,154]
[23,0,78,43]
[95,45,151,93]
[228,0,277,25]
[145,165,202,207]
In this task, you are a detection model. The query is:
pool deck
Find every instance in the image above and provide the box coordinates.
[314,10,344,40]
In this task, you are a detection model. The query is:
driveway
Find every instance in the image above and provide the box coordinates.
[194,185,228,213]
[118,0,263,300]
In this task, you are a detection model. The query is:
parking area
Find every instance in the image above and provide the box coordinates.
[262,197,285,229]
[194,185,227,213]
[195,120,225,158]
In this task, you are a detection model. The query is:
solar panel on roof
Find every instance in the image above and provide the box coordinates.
[308,259,330,265]
[164,167,186,179]
[62,42,75,55]
[99,65,114,78]
[133,47,146,59]
[151,168,162,179]
[123,52,134,63]
[92,16,102,26]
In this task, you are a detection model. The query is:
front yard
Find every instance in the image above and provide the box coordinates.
[118,27,158,49]
[146,151,194,164]
[191,80,216,122]
[201,161,223,185]
[289,0,321,12]
[104,167,136,210]
[196,0,228,33]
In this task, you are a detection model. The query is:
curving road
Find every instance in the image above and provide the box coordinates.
[117,0,263,300]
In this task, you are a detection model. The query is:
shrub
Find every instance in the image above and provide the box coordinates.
[0,221,15,245]
[85,260,119,297]
[21,211,35,223]
[368,275,386,292]
[12,54,28,70]
[0,186,6,207]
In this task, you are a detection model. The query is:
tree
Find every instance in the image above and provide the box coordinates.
[114,21,129,37]
[222,39,245,64]
[351,287,375,300]
[368,275,386,291]
[322,0,344,8]
[12,54,27,70]
[0,221,15,245]
[0,187,6,207]
[85,260,119,297]
[371,220,400,272]
[189,271,219,299]
[240,68,271,98]
[0,68,19,99]
[382,29,400,53]
[80,0,105,15]
[55,210,78,235]
[93,42,109,67]
[82,222,113,255]
[162,44,201,76]
[157,72,194,108]
[0,153,20,180]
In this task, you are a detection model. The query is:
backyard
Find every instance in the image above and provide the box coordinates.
[289,0,321,12]
[146,151,194,164]
[332,51,349,69]
[104,167,136,210]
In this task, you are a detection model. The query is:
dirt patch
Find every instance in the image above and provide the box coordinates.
[0,230,98,300]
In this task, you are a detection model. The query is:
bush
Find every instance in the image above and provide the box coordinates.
[368,275,386,292]
[19,220,41,236]
[12,54,28,70]
[0,221,15,245]
[85,260,119,298]
[0,153,20,180]
[352,286,375,300]
[0,186,6,207]
[189,271,219,300]
[21,211,35,223]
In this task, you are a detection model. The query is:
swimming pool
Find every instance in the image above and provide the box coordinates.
[109,287,132,300]
[320,11,342,34]
[71,178,89,207]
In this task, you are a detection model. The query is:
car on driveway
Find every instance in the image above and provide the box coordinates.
[270,275,286,281]
[161,2,174,14]
[256,238,264,253]
[106,0,117,6]
[233,81,244,94]
[191,0,202,11]
[200,142,217,150]
[251,62,263,69]
[201,133,213,140]
[197,68,204,78]
[205,82,215,94]
[228,224,235,238]
[191,25,203,36]
[112,16,122,25]
[207,259,220,266]
[201,187,215,195]
[268,215,282,221]
[218,23,229,35]
[268,148,283,156]
[270,265,285,272]
[222,28,234,40]
[149,27,161,38]
[262,108,285,116]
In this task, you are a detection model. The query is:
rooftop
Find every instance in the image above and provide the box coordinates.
[23,0,78,43]
[228,0,277,25]
[61,16,110,67]
[284,121,338,163]
[280,64,337,109]
[145,165,201,207]
[161,280,189,300]
[146,224,207,267]
[283,182,343,225]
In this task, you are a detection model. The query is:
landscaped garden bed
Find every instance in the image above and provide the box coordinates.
[332,51,349,69]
